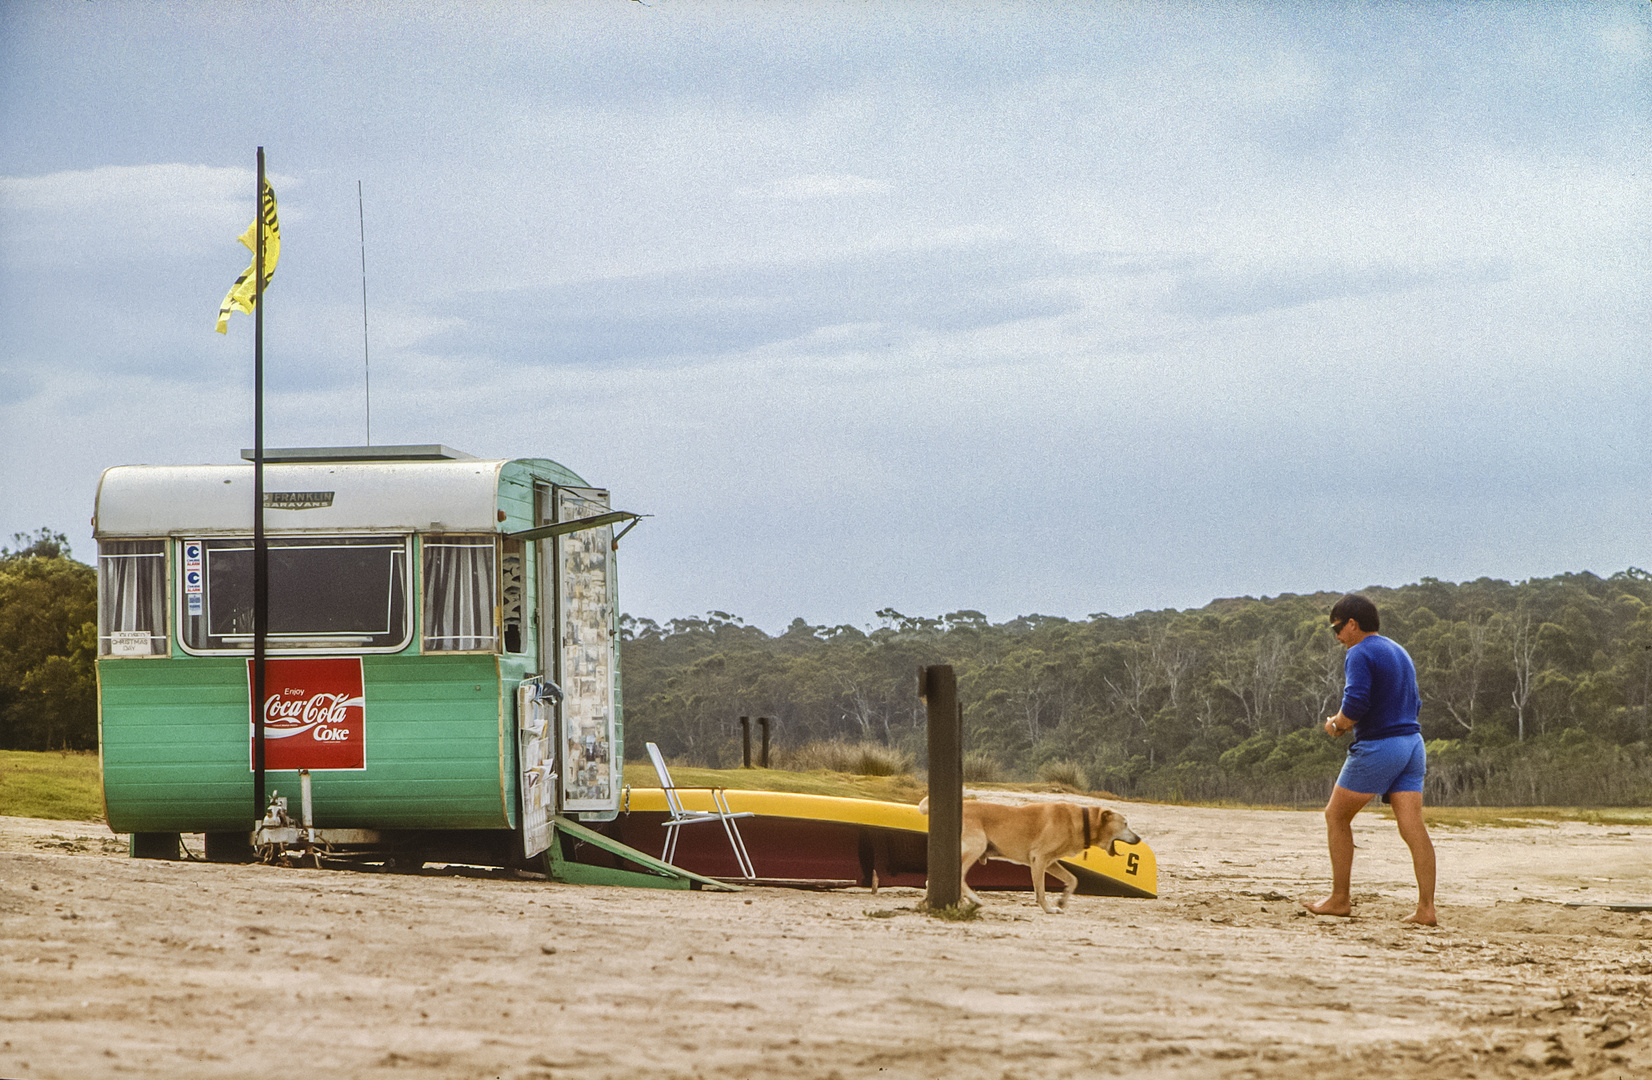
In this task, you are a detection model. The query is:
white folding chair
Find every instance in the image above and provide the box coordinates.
[646,742,756,880]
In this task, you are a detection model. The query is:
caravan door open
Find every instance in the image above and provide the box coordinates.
[536,484,621,818]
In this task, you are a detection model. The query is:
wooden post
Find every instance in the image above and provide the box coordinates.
[740,716,751,768]
[758,717,771,768]
[922,665,961,909]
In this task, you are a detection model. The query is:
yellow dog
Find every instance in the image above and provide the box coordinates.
[920,797,1140,913]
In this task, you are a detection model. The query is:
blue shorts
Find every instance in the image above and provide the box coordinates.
[1336,733,1426,801]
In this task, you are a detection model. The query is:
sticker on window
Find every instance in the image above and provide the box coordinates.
[184,541,204,616]
[109,631,152,656]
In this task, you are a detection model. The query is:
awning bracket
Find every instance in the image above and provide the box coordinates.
[506,511,646,544]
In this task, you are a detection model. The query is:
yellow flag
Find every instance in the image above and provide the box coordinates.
[215,178,281,334]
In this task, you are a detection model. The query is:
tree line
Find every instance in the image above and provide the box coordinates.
[6,528,1651,806]
[622,570,1652,806]
[0,530,97,752]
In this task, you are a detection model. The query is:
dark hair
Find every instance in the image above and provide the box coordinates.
[1330,593,1379,633]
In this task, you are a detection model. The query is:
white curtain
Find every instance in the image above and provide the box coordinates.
[422,535,497,651]
[99,540,166,656]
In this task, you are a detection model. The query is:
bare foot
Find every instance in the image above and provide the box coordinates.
[1402,906,1438,926]
[1302,896,1352,917]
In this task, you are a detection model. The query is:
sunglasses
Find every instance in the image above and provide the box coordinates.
[1331,619,1349,635]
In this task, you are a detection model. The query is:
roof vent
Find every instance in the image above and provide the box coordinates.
[239,445,477,463]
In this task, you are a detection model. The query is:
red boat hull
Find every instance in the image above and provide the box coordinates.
[571,808,1154,897]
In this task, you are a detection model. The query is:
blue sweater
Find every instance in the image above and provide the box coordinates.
[1341,634,1421,741]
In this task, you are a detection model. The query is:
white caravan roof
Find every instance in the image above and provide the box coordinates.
[94,459,514,537]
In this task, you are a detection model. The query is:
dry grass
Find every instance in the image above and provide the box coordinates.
[7,748,1638,830]
[1398,805,1652,829]
[1110,796,1652,825]
[622,760,927,804]
[0,750,102,821]
[776,740,915,777]
[1037,759,1089,791]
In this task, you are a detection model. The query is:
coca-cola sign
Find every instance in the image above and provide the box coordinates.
[247,657,366,770]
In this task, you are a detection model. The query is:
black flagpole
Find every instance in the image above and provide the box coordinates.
[253,146,269,822]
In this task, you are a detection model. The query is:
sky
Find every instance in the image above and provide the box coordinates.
[1,1,1647,634]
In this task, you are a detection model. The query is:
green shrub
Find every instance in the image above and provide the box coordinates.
[1218,733,1277,772]
[1037,759,1088,791]
[1,539,97,751]
[926,901,980,921]
[1423,729,1652,806]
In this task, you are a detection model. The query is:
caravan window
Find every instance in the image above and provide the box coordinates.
[98,540,167,656]
[180,536,411,653]
[422,535,498,651]
[500,538,525,653]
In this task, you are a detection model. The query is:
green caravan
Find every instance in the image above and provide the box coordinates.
[93,445,632,867]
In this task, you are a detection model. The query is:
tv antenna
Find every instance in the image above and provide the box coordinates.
[358,180,371,445]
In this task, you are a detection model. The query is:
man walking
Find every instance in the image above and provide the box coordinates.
[1304,594,1437,925]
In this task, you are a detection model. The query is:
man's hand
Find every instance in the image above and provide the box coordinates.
[1324,714,1351,737]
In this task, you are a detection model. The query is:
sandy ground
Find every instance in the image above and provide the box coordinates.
[4,799,1652,1080]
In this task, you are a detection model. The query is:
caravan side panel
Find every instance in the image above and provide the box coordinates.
[100,654,510,833]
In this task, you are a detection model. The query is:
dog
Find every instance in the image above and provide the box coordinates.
[918,796,1140,913]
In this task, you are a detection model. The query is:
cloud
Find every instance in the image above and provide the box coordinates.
[1599,24,1650,66]
[1166,259,1499,321]
[425,239,1090,370]
[740,174,890,200]
[0,164,296,267]
[1,4,1647,631]
[1,164,242,213]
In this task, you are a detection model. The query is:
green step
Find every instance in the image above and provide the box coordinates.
[548,815,741,892]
